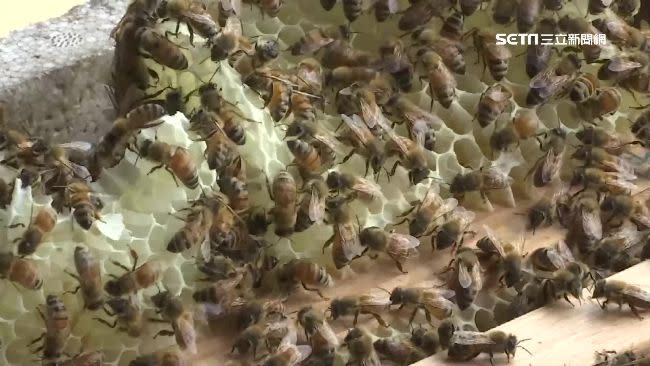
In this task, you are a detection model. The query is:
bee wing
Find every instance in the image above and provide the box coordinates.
[406,110,443,132]
[224,16,242,38]
[313,129,347,155]
[555,239,576,263]
[481,167,514,190]
[451,331,495,345]
[453,206,476,226]
[292,344,313,364]
[266,320,298,346]
[386,233,420,262]
[338,222,365,260]
[360,288,392,306]
[58,141,93,151]
[308,186,325,223]
[359,95,384,129]
[221,0,242,14]
[351,177,383,200]
[607,224,647,251]
[421,291,455,312]
[605,19,631,40]
[608,57,643,72]
[580,208,603,240]
[604,171,638,191]
[174,312,198,354]
[529,71,570,98]
[539,149,563,185]
[485,43,512,60]
[471,261,483,290]
[199,237,212,262]
[341,114,373,146]
[478,224,507,257]
[621,284,650,303]
[310,319,340,347]
[457,261,473,288]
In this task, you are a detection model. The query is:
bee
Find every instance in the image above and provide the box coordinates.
[394,189,458,238]
[294,178,327,233]
[440,11,464,41]
[337,114,386,178]
[538,261,591,306]
[476,225,525,288]
[524,19,558,77]
[389,286,456,325]
[320,0,337,10]
[328,289,391,327]
[446,247,483,309]
[341,0,368,22]
[359,227,420,273]
[265,171,298,238]
[63,180,102,230]
[472,29,512,81]
[492,0,517,24]
[326,66,378,87]
[211,16,250,62]
[150,291,197,354]
[0,178,13,209]
[63,246,104,310]
[543,0,563,11]
[325,171,382,203]
[323,195,366,269]
[476,83,512,127]
[12,206,57,256]
[258,0,284,17]
[526,190,565,233]
[384,95,441,151]
[558,16,602,63]
[378,39,414,92]
[597,53,646,84]
[137,139,199,189]
[589,0,613,14]
[572,145,635,178]
[30,295,71,364]
[517,0,541,32]
[157,0,219,45]
[569,72,599,103]
[266,79,292,122]
[417,49,457,108]
[564,189,603,255]
[575,125,641,155]
[95,296,144,337]
[398,0,452,31]
[135,26,188,70]
[344,328,381,366]
[601,193,650,230]
[578,87,622,122]
[233,321,295,357]
[438,318,459,349]
[572,167,636,195]
[592,14,644,48]
[216,0,240,27]
[614,0,640,19]
[385,132,432,185]
[447,330,530,363]
[104,248,162,296]
[593,236,642,275]
[410,327,441,355]
[450,165,513,202]
[287,124,342,178]
[411,33,466,75]
[94,103,165,174]
[528,127,566,188]
[0,251,43,289]
[262,343,313,366]
[592,279,650,319]
[168,197,215,254]
[297,306,339,356]
[374,0,399,21]
[490,110,540,153]
[374,336,428,365]
[430,207,475,251]
[217,103,259,146]
[205,126,240,174]
[277,259,333,299]
[289,25,350,56]
[632,109,650,146]
[128,349,186,366]
[208,195,240,252]
[60,351,104,366]
[526,69,572,107]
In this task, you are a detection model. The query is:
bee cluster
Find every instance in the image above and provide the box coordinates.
[2,0,650,365]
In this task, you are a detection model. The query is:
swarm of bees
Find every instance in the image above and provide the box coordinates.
[4,0,650,365]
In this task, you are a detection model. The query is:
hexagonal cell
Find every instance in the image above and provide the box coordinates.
[454,139,483,170]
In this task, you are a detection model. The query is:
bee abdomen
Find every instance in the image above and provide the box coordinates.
[127,103,166,126]
[343,0,363,22]
[488,60,509,81]
[225,125,246,145]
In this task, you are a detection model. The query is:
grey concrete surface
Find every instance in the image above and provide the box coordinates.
[0,0,128,143]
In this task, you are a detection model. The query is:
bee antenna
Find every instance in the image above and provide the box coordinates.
[376,287,391,295]
[517,338,531,345]
[518,345,533,356]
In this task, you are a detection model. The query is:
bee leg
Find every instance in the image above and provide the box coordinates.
[368,311,390,327]
[63,285,81,295]
[147,164,165,176]
[102,305,115,317]
[390,161,402,176]
[7,222,24,228]
[301,282,328,299]
[322,235,334,254]
[110,260,131,273]
[26,333,44,348]
[94,318,117,328]
[601,299,609,310]
[164,166,180,187]
[489,351,495,366]
[353,310,359,325]
[408,307,419,325]
[563,293,575,307]
[340,150,355,165]
[628,303,644,319]
[153,329,176,339]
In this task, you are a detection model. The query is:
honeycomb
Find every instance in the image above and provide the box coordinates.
[0,0,645,365]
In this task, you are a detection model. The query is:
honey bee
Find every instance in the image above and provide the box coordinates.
[378,39,414,92]
[323,195,366,269]
[208,195,240,252]
[384,95,441,151]
[168,197,214,254]
[601,193,650,230]
[592,14,644,48]
[418,49,456,109]
[374,0,399,21]
[430,207,475,251]
[345,328,381,366]
[297,306,339,356]
[0,178,13,209]
[446,247,483,309]
[94,103,165,175]
[289,25,350,56]
[490,110,540,153]
[525,45,552,79]
[211,16,250,62]
[440,11,464,42]
[411,32,466,75]
[157,0,219,44]
[374,336,428,364]
[410,327,441,355]
[538,261,591,306]
[447,330,530,363]
[30,295,71,364]
[128,349,186,366]
[138,139,199,189]
[104,249,162,296]
[59,351,104,366]
[492,0,517,24]
[266,171,298,238]
[217,104,259,146]
[385,133,432,185]
[398,0,452,31]
[321,0,337,10]
[150,291,197,354]
[558,16,602,63]
[0,251,43,289]
[205,124,240,174]
[517,0,541,32]
[295,178,328,232]
[589,0,614,14]
[135,26,188,70]
[597,53,647,86]
[95,296,144,337]
[592,279,650,319]
[578,87,622,122]
[233,321,295,357]
[63,180,102,230]
[12,206,57,256]
[389,286,456,325]
[266,79,292,122]
[337,114,386,178]
[394,189,458,238]
[614,0,640,19]
[528,127,566,188]
[326,66,378,87]
[564,189,603,255]
[262,343,313,366]
[575,125,641,155]
[450,166,513,202]
[328,289,391,327]
[526,68,572,106]
[287,125,342,178]
[472,29,512,81]
[277,259,333,299]
[325,171,382,203]
[476,83,512,127]
[359,227,420,273]
[593,235,643,275]
[572,167,636,195]
[62,246,104,310]
[572,145,635,178]
[476,225,525,288]
[526,190,565,233]
[569,72,599,103]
